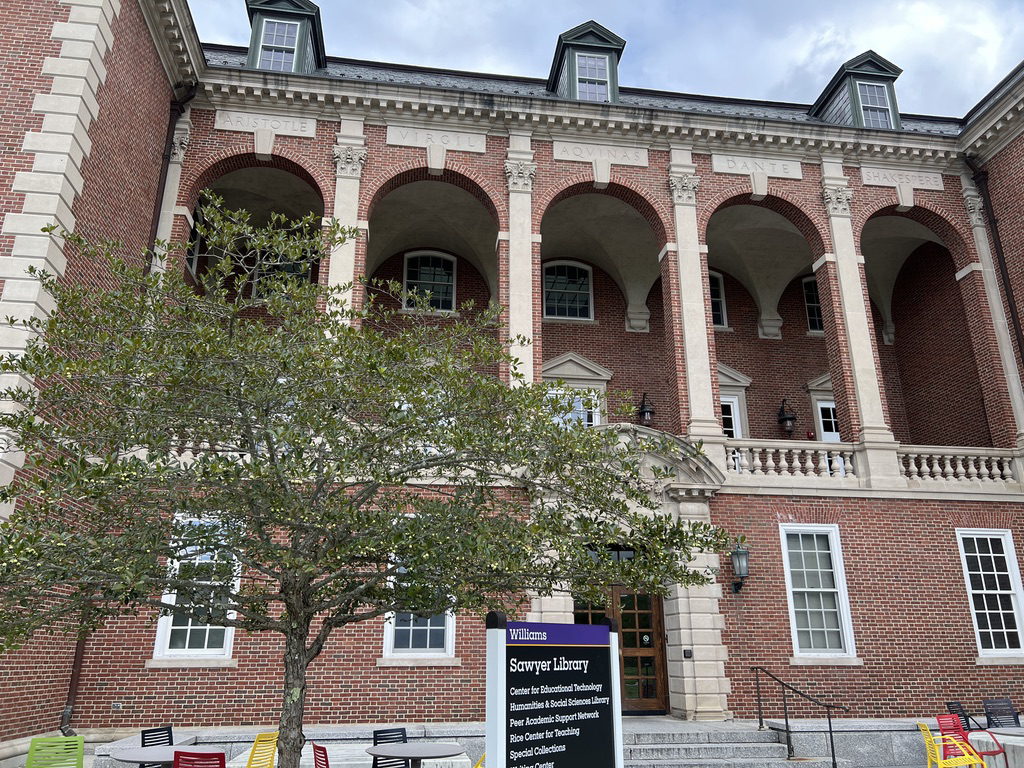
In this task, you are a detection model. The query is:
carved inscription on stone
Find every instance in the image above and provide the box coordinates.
[553,141,649,167]
[861,167,944,190]
[712,154,802,179]
[386,126,486,153]
[215,110,315,137]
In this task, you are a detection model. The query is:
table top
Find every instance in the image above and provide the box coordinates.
[111,746,226,764]
[365,743,466,760]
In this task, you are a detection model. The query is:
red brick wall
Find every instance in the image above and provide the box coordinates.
[891,242,991,446]
[714,493,1024,718]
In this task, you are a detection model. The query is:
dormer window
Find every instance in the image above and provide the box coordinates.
[857,82,893,129]
[576,53,609,102]
[258,19,299,72]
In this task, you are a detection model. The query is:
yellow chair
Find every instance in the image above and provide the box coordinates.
[918,723,985,768]
[244,733,279,768]
[472,755,485,768]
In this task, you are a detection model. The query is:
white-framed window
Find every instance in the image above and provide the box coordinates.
[544,261,593,320]
[957,529,1024,656]
[404,251,456,312]
[575,53,609,102]
[802,276,824,333]
[720,396,742,439]
[153,519,236,659]
[857,81,893,129]
[384,611,455,657]
[549,388,602,428]
[258,19,300,73]
[780,524,856,658]
[709,271,727,328]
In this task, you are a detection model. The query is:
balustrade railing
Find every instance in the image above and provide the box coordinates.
[725,440,856,479]
[898,446,1018,483]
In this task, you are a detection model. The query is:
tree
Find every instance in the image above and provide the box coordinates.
[0,199,728,768]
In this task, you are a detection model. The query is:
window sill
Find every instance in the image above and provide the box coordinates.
[147,657,238,669]
[713,325,733,333]
[400,308,459,318]
[976,655,1024,666]
[789,656,863,667]
[806,329,825,337]
[377,656,461,667]
[542,317,597,326]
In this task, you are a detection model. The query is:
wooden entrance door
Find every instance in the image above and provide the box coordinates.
[574,588,668,714]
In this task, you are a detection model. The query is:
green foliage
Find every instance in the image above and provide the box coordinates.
[0,197,728,738]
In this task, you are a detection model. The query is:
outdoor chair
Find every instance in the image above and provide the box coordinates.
[472,754,485,768]
[937,713,1008,768]
[918,723,985,768]
[311,743,330,768]
[173,753,225,768]
[244,733,279,768]
[140,726,175,768]
[25,736,84,768]
[371,728,409,768]
[947,702,985,731]
[983,698,1021,728]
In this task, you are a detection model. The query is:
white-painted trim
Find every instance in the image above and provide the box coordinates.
[956,528,1024,658]
[381,611,456,659]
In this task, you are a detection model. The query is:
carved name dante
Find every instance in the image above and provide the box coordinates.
[386,126,486,153]
[553,141,649,167]
[712,154,802,179]
[215,110,316,137]
[860,167,944,190]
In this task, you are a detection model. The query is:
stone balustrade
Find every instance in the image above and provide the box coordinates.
[898,446,1019,484]
[724,440,857,480]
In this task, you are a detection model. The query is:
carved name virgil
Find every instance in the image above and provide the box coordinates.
[386,126,487,153]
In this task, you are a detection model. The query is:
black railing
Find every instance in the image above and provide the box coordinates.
[751,666,850,768]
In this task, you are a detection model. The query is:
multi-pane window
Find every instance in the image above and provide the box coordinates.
[391,612,449,652]
[258,20,299,73]
[709,272,727,327]
[550,389,601,428]
[957,530,1024,654]
[858,82,892,129]
[576,54,609,102]
[781,525,854,656]
[803,277,824,332]
[404,252,455,312]
[544,262,592,319]
[720,397,741,439]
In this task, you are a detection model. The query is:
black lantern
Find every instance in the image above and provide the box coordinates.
[637,393,655,427]
[777,399,796,433]
[730,544,750,593]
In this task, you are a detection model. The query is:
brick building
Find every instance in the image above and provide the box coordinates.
[3,0,1024,742]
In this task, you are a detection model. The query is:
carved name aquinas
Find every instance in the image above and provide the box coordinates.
[712,154,803,179]
[386,126,486,153]
[215,110,315,137]
[860,167,944,190]
[553,141,649,167]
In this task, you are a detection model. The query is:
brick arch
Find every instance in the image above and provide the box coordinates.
[859,202,976,271]
[536,177,672,248]
[361,161,506,230]
[180,151,328,213]
[700,187,829,260]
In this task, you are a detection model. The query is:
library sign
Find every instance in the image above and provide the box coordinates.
[485,614,623,768]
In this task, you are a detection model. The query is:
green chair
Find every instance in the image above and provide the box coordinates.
[26,736,84,768]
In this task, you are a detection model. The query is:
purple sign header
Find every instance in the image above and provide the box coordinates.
[506,621,610,647]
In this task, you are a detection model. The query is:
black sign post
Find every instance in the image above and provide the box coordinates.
[485,612,623,768]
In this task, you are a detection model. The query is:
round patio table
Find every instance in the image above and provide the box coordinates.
[111,746,226,767]
[365,742,465,768]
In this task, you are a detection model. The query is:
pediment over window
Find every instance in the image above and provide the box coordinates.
[546,20,626,103]
[810,50,902,130]
[542,352,613,388]
[806,372,833,394]
[718,362,752,390]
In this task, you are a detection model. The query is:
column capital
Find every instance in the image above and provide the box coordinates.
[505,160,537,193]
[823,185,853,217]
[333,145,367,179]
[669,173,700,205]
[962,187,985,228]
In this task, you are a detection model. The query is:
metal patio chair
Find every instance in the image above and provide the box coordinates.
[371,728,409,768]
[25,736,84,768]
[918,723,984,768]
[140,726,175,768]
[173,753,225,768]
[311,743,330,768]
[244,733,279,768]
[937,713,1008,768]
[946,701,985,731]
[983,698,1021,728]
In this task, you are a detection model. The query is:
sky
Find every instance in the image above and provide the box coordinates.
[188,0,1024,118]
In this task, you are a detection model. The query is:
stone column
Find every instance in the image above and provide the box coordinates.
[662,494,731,720]
[505,133,538,383]
[328,119,367,307]
[152,108,191,271]
[669,148,726,463]
[962,180,1024,449]
[820,159,902,485]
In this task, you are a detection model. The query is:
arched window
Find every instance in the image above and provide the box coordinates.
[404,251,456,312]
[543,261,593,320]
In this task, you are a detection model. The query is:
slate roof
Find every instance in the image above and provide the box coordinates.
[201,44,963,137]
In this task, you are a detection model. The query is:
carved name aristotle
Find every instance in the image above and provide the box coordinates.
[552,141,649,167]
[711,154,803,179]
[860,167,944,190]
[215,110,315,137]
[386,126,487,153]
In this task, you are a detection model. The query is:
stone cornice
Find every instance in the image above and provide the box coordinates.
[138,0,204,89]
[960,75,1024,163]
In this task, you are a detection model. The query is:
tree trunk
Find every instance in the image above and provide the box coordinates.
[277,621,311,768]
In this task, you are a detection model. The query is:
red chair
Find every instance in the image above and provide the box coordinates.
[311,743,329,768]
[937,714,1008,768]
[173,752,226,768]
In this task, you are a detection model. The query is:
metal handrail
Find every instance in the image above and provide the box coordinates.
[751,666,850,768]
